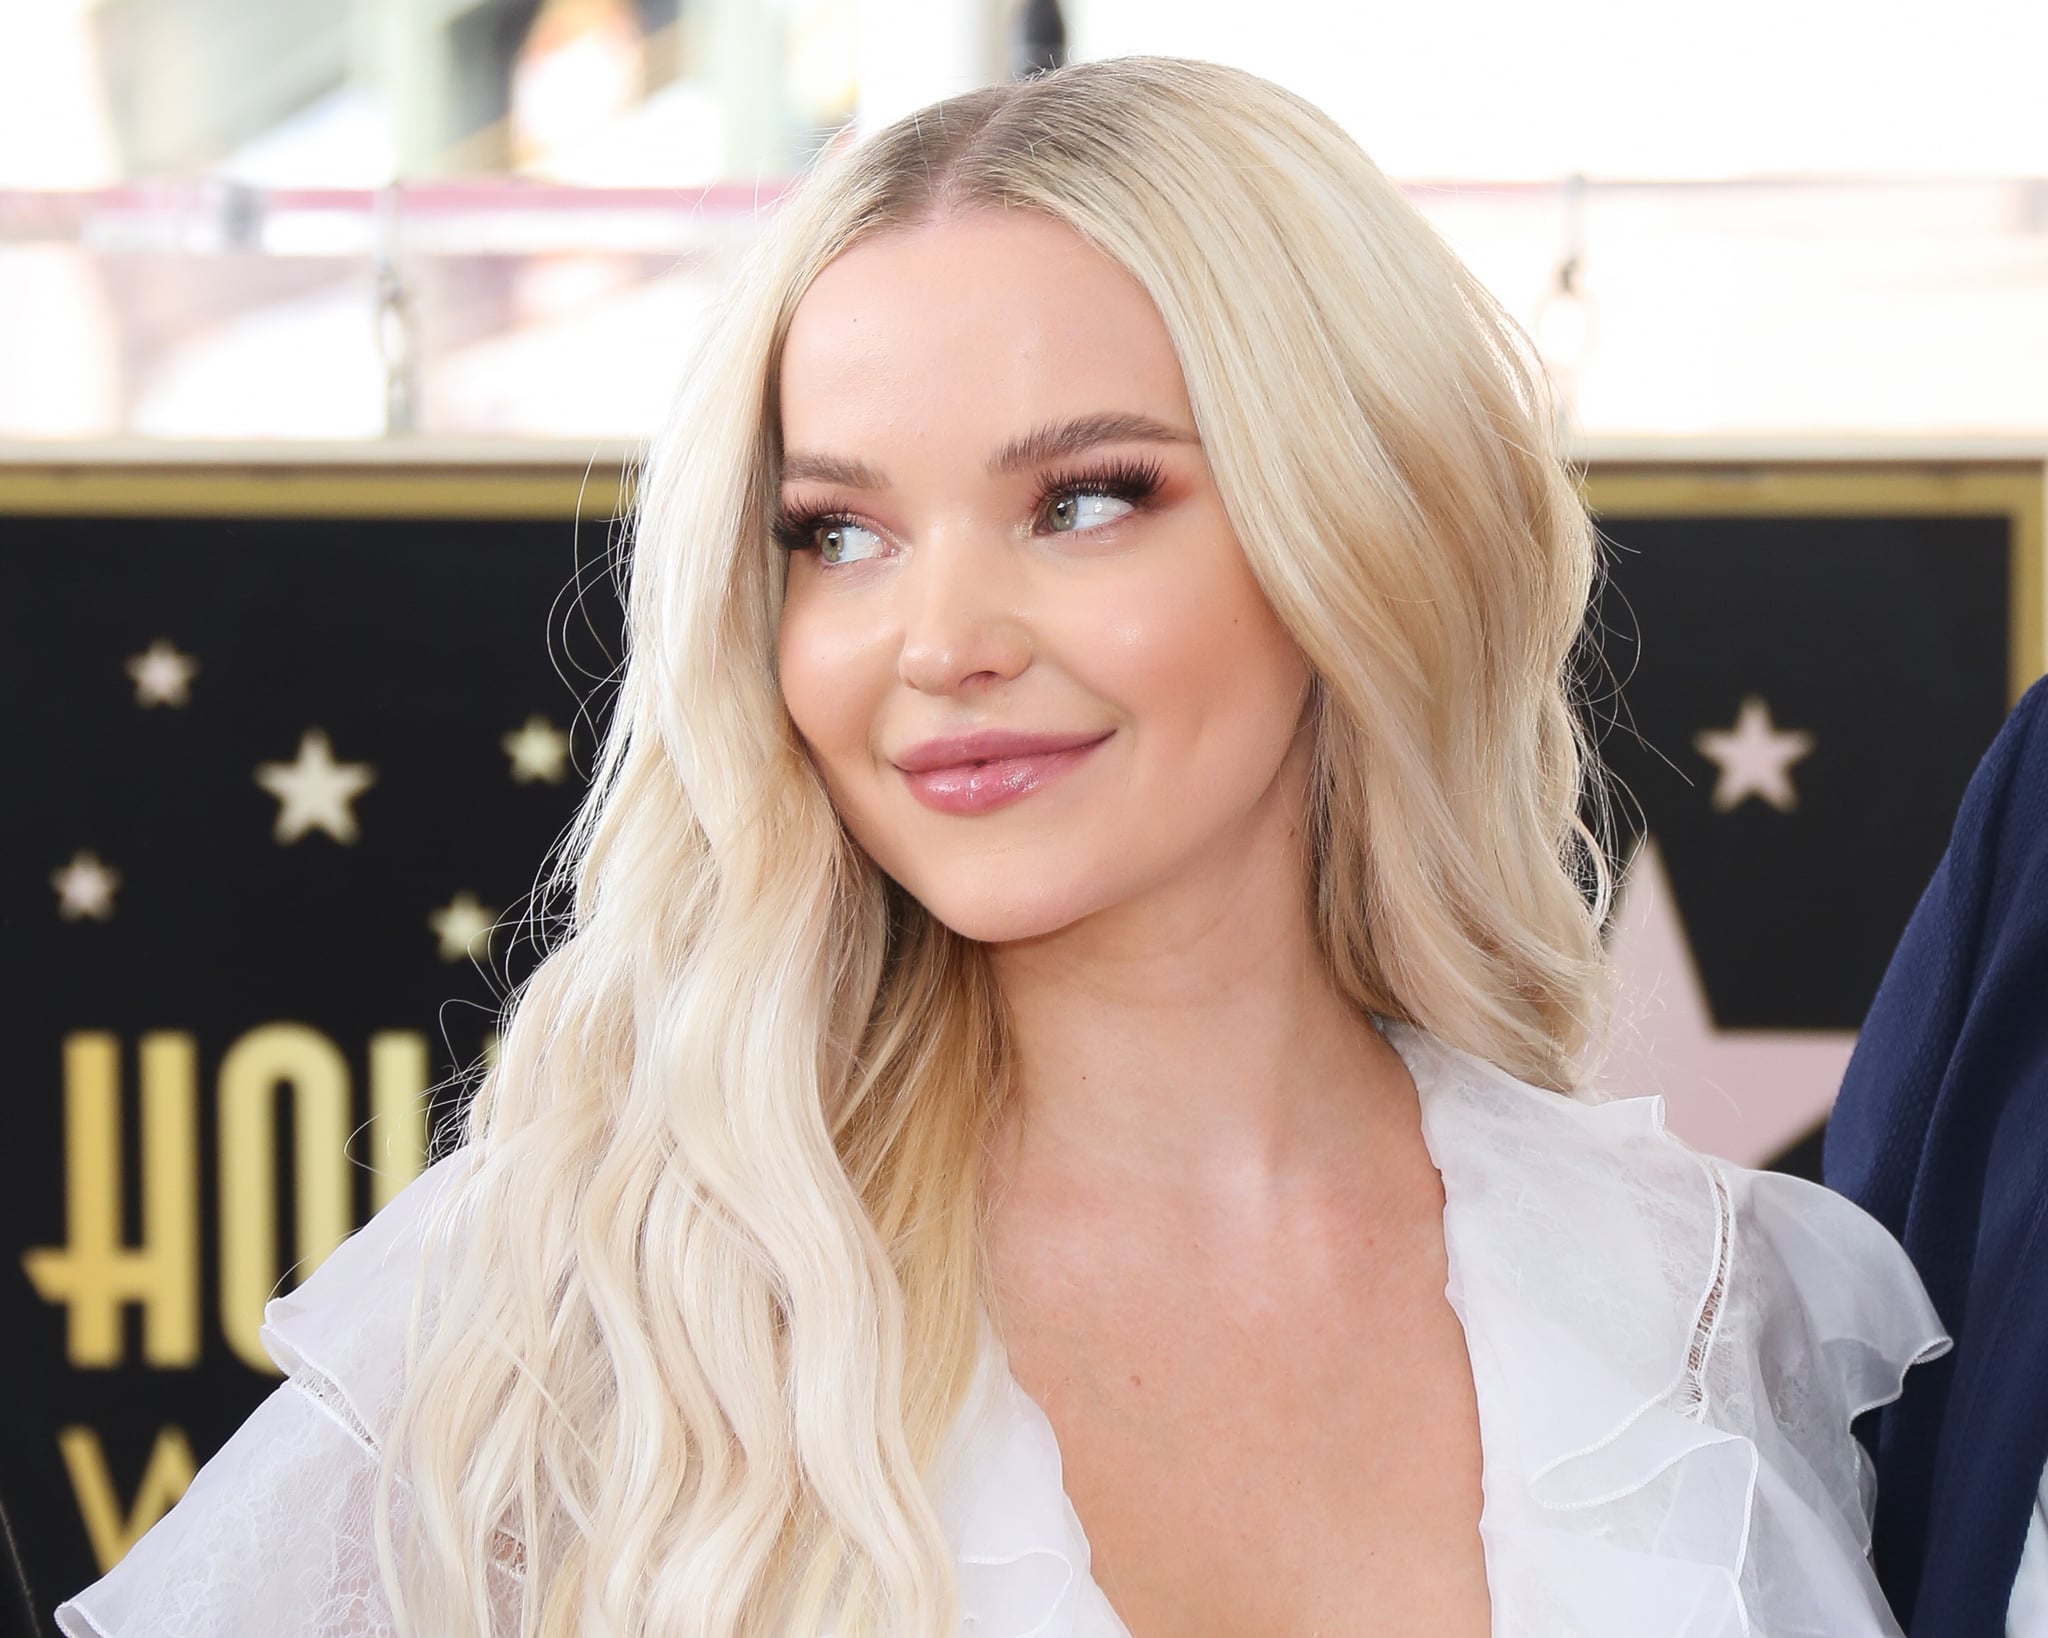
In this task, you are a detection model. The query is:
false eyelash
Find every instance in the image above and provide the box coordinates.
[1028,454,1169,521]
[770,497,860,556]
[770,455,1170,556]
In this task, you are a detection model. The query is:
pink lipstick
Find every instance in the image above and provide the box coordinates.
[893,728,1112,816]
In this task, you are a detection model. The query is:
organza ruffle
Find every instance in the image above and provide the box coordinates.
[932,1026,1950,1638]
[57,1029,1947,1638]
[53,1154,473,1638]
[1387,1022,1950,1638]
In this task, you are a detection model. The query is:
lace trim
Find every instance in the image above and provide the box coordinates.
[289,1341,530,1590]
[1675,1158,1735,1421]
[286,1371,381,1460]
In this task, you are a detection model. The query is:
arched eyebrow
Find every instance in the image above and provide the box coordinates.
[777,412,1198,491]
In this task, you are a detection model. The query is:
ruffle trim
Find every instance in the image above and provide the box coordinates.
[1384,1022,1951,1638]
[928,1326,1095,1638]
[63,1035,1947,1638]
[929,1026,1951,1638]
[52,1153,487,1638]
[258,1150,473,1455]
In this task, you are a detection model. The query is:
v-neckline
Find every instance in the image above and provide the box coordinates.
[962,1019,1468,1638]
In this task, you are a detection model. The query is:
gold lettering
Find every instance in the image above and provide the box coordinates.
[23,1033,200,1367]
[217,1024,351,1373]
[59,1424,196,1572]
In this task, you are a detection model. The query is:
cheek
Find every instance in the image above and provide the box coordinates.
[1076,546,1309,759]
[776,598,889,782]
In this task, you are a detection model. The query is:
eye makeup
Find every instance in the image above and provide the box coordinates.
[771,454,1169,559]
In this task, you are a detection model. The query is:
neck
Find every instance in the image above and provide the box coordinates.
[984,761,1409,1210]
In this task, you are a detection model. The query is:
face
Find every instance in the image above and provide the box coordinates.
[775,209,1314,944]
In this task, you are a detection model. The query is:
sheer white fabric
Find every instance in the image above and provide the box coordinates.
[57,1023,1948,1638]
[1389,1024,1947,1638]
[53,1145,476,1638]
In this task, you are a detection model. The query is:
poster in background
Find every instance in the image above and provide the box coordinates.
[1581,464,2040,1170]
[0,456,2039,1622]
[2,461,629,1619]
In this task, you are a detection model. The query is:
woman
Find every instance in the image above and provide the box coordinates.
[58,56,1945,1638]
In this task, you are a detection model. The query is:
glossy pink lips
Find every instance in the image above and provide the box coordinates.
[894,729,1112,816]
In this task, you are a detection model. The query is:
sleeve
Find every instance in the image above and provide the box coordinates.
[1706,1162,1953,1636]
[1825,674,2048,1232]
[52,1152,474,1638]
[1823,675,2048,1632]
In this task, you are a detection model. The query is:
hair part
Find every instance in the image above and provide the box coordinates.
[381,55,1612,1638]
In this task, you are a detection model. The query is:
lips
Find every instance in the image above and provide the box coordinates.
[892,728,1113,816]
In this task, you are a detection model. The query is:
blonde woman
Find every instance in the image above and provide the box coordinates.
[60,56,1946,1638]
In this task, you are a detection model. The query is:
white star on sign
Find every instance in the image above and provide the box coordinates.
[256,729,377,844]
[502,715,571,784]
[51,851,121,921]
[126,639,200,707]
[1694,695,1815,813]
[429,891,498,963]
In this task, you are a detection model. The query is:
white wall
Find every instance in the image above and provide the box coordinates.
[1065,0,2048,180]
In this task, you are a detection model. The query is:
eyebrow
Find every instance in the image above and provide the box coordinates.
[777,411,1199,490]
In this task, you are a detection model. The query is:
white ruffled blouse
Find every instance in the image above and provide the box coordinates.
[55,1022,1950,1638]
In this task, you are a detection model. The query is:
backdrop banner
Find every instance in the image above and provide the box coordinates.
[0,458,2036,1624]
[1,464,627,1620]
[1581,465,2036,1171]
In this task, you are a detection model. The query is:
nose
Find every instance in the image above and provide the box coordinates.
[895,524,1033,697]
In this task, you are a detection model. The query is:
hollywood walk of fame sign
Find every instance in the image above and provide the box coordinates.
[1581,461,2044,1172]
[0,458,631,1623]
[0,453,2041,1623]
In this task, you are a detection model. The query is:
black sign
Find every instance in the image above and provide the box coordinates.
[1581,465,2035,1171]
[1,464,626,1624]
[0,458,2037,1627]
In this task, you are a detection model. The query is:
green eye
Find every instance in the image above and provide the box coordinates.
[1045,490,1135,534]
[816,521,882,565]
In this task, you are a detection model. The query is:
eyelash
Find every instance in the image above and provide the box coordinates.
[770,456,1168,558]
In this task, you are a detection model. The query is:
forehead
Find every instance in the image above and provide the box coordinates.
[777,211,1193,458]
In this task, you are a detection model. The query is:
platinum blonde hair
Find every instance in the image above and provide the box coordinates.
[381,53,1610,1637]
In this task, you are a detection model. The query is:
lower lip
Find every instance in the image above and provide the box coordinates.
[898,736,1111,816]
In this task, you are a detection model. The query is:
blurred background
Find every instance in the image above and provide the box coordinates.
[4,0,2047,1623]
[5,0,2048,440]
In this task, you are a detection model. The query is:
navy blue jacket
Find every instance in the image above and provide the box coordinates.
[1826,676,2048,1635]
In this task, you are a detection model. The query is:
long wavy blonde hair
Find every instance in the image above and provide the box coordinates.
[382,53,1610,1638]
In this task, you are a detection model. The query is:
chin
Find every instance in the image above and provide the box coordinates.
[893,868,1102,947]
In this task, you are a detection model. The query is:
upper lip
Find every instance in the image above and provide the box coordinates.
[892,728,1113,773]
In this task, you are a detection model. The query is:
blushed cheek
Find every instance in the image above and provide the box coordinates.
[777,617,844,764]
[1073,552,1304,761]
[777,608,893,805]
